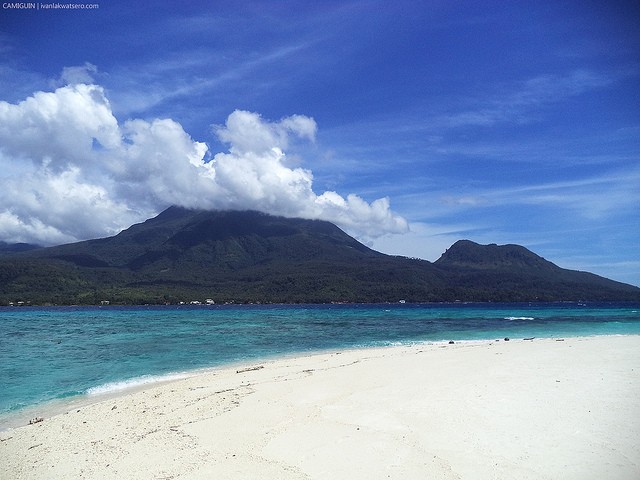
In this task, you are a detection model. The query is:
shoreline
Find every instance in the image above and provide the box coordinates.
[0,334,600,431]
[0,333,635,431]
[2,334,639,479]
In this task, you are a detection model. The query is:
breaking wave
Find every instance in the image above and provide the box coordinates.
[85,372,193,396]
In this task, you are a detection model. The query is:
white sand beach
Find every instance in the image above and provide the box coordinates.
[1,335,639,479]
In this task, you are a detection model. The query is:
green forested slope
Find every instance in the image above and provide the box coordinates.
[0,208,638,305]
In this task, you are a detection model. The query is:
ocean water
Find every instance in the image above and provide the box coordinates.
[1,302,639,427]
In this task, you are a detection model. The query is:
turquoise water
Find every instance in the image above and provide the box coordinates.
[1,302,639,425]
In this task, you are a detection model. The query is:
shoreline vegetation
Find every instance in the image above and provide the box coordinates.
[2,335,639,479]
[3,299,640,308]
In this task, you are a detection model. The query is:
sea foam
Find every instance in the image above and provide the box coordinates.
[86,372,193,396]
[504,316,535,321]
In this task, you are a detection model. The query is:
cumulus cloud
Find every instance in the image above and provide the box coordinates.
[214,110,317,155]
[0,82,407,246]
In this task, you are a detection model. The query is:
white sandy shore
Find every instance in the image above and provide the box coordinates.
[1,335,639,479]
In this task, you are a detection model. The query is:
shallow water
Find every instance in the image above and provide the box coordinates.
[1,302,639,425]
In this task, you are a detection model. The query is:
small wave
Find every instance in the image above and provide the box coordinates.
[86,372,192,396]
[503,316,535,321]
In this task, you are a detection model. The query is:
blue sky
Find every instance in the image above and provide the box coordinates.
[1,1,639,285]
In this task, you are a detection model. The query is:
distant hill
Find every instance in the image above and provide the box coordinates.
[0,241,41,254]
[434,240,638,302]
[0,207,638,305]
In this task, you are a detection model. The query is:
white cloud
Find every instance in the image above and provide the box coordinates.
[0,83,407,246]
[483,172,640,219]
[0,83,119,169]
[214,110,317,156]
[441,69,619,128]
[57,62,99,86]
[211,110,408,236]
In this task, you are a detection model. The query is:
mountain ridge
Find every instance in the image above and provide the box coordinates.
[0,207,638,305]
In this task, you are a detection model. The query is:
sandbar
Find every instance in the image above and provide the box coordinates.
[1,335,639,479]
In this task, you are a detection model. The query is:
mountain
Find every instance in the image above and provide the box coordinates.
[436,240,559,270]
[434,240,639,302]
[0,208,638,305]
